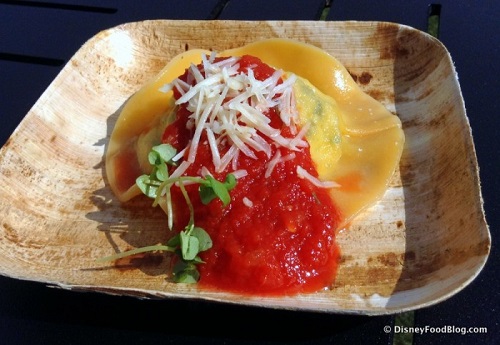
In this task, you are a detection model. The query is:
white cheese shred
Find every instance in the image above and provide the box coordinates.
[231,169,248,179]
[242,197,254,207]
[296,166,340,189]
[265,150,282,178]
[159,54,335,192]
[160,53,305,175]
[170,161,191,179]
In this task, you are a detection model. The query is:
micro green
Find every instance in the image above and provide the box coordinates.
[100,143,236,283]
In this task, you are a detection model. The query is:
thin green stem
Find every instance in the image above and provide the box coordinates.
[96,244,174,263]
[178,181,195,227]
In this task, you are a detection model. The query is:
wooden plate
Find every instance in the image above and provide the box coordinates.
[0,20,490,314]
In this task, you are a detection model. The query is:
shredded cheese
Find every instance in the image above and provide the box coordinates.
[243,197,254,207]
[296,166,340,189]
[160,54,338,190]
[170,161,192,179]
[162,54,306,174]
[231,169,248,179]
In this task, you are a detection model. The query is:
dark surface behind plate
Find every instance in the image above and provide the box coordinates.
[0,1,498,344]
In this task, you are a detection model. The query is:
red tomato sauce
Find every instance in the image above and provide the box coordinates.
[163,55,341,296]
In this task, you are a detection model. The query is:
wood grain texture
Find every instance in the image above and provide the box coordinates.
[0,20,490,314]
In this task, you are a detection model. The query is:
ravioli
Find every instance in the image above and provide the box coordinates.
[106,38,404,225]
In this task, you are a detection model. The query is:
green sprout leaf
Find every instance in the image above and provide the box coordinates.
[167,233,181,247]
[191,227,212,252]
[152,143,177,163]
[180,230,200,261]
[172,261,200,283]
[148,150,160,165]
[136,175,159,198]
[199,174,236,206]
[155,161,169,181]
[99,145,238,284]
[224,173,237,190]
[199,183,218,205]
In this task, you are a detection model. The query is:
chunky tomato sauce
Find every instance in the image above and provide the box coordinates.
[163,56,341,296]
